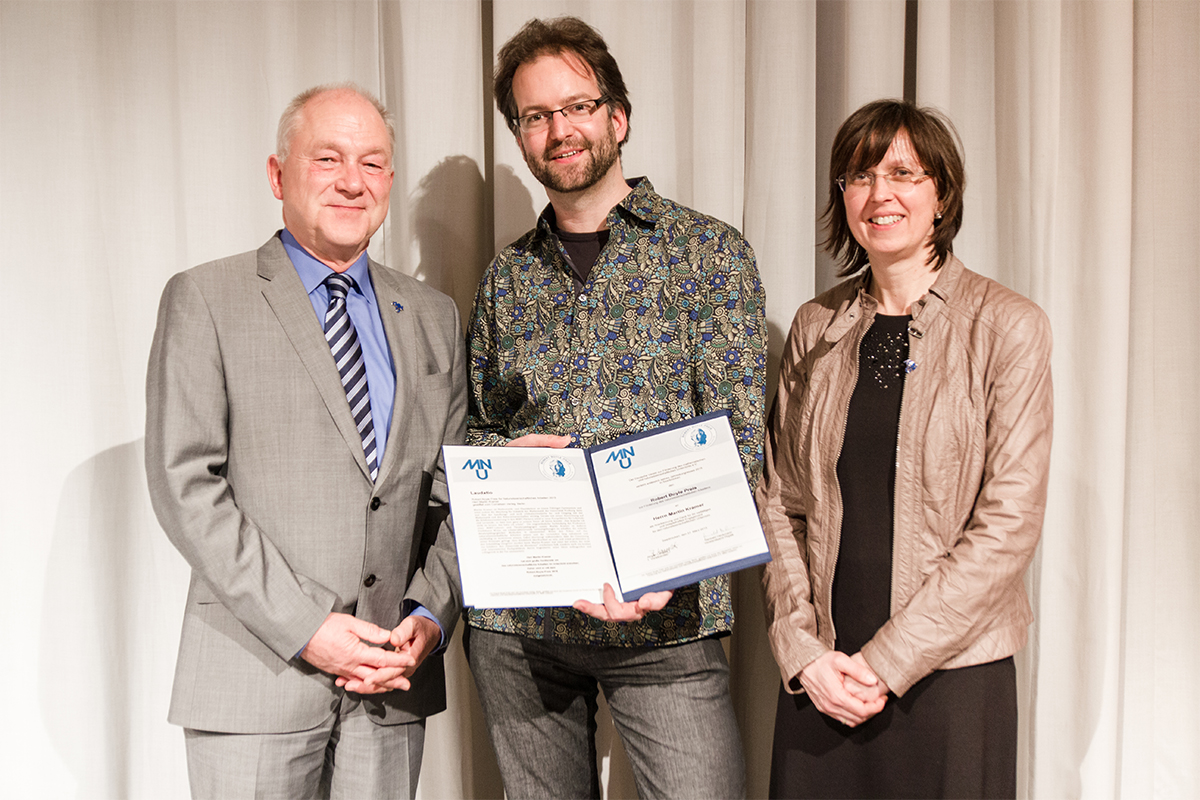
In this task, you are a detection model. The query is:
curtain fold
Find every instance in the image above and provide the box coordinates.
[1123,2,1200,798]
[1,1,1194,797]
[736,5,818,793]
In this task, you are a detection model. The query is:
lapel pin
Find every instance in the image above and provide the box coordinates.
[904,359,917,374]
[392,301,404,312]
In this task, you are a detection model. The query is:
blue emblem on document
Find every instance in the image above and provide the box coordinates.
[605,446,636,469]
[463,458,491,479]
[539,456,575,481]
[681,423,714,451]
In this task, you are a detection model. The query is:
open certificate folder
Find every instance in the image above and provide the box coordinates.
[443,411,770,608]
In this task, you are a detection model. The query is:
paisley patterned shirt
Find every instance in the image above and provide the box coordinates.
[464,178,766,646]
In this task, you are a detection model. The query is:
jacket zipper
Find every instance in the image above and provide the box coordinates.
[889,324,914,617]
[825,306,866,646]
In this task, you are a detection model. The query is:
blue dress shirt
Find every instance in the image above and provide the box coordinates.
[281,230,444,649]
[281,229,395,464]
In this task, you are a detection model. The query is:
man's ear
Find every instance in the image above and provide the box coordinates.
[610,105,629,146]
[267,155,285,201]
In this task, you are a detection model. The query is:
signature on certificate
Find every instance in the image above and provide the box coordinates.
[647,543,678,561]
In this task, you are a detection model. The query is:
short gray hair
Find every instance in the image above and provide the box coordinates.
[274,83,395,163]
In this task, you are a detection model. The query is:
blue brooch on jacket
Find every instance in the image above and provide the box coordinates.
[392,301,404,312]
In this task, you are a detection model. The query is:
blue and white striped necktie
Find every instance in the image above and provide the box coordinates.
[323,273,378,481]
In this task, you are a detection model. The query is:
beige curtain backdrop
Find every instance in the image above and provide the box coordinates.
[0,1,1194,797]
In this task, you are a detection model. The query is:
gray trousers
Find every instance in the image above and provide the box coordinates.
[465,627,746,800]
[183,695,425,800]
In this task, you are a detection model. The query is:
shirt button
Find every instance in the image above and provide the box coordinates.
[364,574,377,587]
[370,497,381,510]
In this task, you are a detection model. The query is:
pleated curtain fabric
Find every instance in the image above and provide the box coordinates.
[3,1,1197,797]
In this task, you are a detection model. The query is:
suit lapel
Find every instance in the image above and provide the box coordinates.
[257,236,372,482]
[369,260,414,486]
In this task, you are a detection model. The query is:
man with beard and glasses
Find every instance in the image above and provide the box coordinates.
[463,16,765,799]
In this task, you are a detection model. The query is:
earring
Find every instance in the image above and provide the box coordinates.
[934,211,943,220]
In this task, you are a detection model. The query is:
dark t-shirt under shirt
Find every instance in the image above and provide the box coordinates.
[555,227,609,292]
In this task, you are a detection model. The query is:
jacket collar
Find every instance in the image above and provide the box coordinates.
[907,254,963,338]
[825,254,965,343]
[824,269,873,344]
[256,234,374,483]
[255,232,413,487]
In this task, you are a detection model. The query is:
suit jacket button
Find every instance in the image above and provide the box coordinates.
[364,574,377,587]
[370,497,381,510]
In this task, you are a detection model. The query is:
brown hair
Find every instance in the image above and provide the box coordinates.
[494,16,631,149]
[823,99,965,275]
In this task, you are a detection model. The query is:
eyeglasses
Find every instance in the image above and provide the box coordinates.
[836,169,932,192]
[515,98,609,133]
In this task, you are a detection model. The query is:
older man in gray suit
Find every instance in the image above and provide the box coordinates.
[145,83,464,799]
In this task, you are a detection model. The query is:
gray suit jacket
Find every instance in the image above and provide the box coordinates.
[145,233,465,733]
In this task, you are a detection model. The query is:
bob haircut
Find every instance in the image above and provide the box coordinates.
[823,99,965,276]
[493,16,632,150]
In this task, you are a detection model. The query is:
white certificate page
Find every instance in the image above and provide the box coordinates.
[588,415,769,597]
[442,446,618,608]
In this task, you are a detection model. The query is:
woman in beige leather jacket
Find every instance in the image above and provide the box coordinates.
[757,100,1052,799]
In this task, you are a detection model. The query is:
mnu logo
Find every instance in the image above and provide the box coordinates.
[463,458,492,479]
[605,446,636,469]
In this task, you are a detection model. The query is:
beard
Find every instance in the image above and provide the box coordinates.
[524,122,620,194]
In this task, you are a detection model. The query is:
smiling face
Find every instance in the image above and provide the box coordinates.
[267,89,394,271]
[843,131,941,271]
[511,52,627,196]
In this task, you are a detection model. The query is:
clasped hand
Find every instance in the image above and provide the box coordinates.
[799,650,889,727]
[300,612,441,694]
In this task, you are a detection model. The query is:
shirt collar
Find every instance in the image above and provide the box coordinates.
[280,228,372,295]
[533,176,662,242]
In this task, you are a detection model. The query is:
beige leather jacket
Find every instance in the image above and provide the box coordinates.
[757,256,1052,697]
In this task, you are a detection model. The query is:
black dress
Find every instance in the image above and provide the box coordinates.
[769,314,1017,799]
